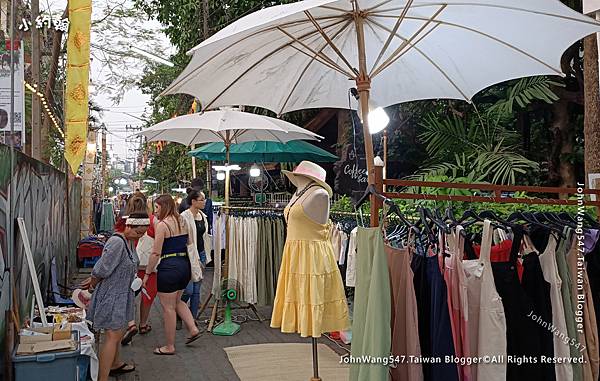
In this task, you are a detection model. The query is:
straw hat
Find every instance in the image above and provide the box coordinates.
[71,289,92,310]
[282,161,332,196]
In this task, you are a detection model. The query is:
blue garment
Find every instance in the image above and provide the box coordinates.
[412,248,458,381]
[182,251,206,317]
[157,234,190,293]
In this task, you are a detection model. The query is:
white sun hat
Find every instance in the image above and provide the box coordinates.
[282,161,332,196]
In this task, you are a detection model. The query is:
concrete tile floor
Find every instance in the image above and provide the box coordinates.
[99,267,350,381]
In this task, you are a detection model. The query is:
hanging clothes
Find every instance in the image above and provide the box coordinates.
[461,221,506,381]
[491,225,546,381]
[444,227,471,381]
[567,233,600,381]
[532,234,573,381]
[521,251,555,381]
[350,225,391,381]
[555,228,583,381]
[386,238,423,381]
[271,201,349,337]
[585,228,600,381]
[412,239,458,381]
[346,227,358,287]
[99,202,115,232]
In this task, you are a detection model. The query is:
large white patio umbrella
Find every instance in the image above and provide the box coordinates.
[161,0,600,186]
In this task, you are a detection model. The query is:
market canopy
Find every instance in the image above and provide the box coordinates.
[188,140,339,163]
[160,0,600,184]
[136,109,322,147]
[162,0,600,114]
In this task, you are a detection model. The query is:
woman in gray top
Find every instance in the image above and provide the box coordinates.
[83,212,150,381]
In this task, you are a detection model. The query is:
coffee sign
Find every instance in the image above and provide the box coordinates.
[334,144,367,196]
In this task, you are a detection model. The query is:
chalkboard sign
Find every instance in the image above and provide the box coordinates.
[334,144,367,196]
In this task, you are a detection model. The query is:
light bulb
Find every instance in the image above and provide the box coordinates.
[108,186,114,192]
[368,107,389,134]
[216,171,226,181]
[250,165,261,177]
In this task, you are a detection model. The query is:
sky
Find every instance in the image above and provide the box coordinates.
[44,0,174,161]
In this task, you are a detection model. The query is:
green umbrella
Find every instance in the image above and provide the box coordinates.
[188,140,338,163]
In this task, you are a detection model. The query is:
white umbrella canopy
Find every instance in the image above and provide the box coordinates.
[162,0,600,114]
[137,108,323,147]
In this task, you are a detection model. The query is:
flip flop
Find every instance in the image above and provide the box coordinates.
[139,324,152,335]
[153,347,175,355]
[121,325,138,345]
[109,363,135,376]
[185,331,202,345]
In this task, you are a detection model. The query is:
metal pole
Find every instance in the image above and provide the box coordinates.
[191,144,197,178]
[6,2,16,375]
[311,338,321,381]
[223,138,231,278]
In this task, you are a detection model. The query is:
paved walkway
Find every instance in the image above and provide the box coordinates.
[104,267,349,381]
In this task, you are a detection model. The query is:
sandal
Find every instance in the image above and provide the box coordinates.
[153,347,175,355]
[109,363,135,376]
[185,331,202,345]
[121,325,138,346]
[139,324,152,335]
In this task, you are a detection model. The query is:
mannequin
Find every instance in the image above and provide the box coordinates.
[288,176,329,381]
[288,175,330,225]
[271,161,349,381]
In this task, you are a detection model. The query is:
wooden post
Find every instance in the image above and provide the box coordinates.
[371,162,384,227]
[355,11,377,227]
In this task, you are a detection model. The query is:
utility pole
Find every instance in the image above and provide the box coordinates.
[202,0,209,40]
[30,0,42,160]
[101,124,107,197]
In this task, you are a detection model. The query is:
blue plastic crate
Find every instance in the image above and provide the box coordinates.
[13,331,80,381]
[82,256,100,268]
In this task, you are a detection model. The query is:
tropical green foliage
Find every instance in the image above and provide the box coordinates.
[412,75,567,185]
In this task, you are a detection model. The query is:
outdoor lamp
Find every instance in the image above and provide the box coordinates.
[119,178,127,185]
[367,107,390,134]
[108,186,114,192]
[217,171,226,181]
[113,179,119,185]
[352,87,390,135]
[250,164,261,177]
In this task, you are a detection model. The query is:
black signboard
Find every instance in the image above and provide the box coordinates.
[334,143,367,197]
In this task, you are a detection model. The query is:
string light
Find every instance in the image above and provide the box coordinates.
[23,80,64,139]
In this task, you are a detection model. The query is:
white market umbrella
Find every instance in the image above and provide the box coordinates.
[138,108,322,205]
[162,0,600,184]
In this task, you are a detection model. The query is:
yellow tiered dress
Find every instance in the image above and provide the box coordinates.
[270,202,350,337]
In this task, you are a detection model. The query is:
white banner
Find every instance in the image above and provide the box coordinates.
[0,40,25,136]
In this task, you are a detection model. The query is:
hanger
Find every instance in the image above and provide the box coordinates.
[508,211,564,237]
[355,184,387,209]
[386,201,421,236]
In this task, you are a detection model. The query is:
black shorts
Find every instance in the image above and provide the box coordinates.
[157,256,191,293]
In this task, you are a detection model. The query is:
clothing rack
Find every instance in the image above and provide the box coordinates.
[367,165,600,226]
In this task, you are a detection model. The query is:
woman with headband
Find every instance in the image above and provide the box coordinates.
[82,212,150,381]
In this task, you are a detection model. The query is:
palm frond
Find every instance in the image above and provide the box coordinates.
[488,76,563,116]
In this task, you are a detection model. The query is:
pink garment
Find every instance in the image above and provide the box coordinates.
[443,229,471,381]
[386,243,423,381]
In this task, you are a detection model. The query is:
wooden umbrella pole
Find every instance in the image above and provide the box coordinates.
[355,10,379,227]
